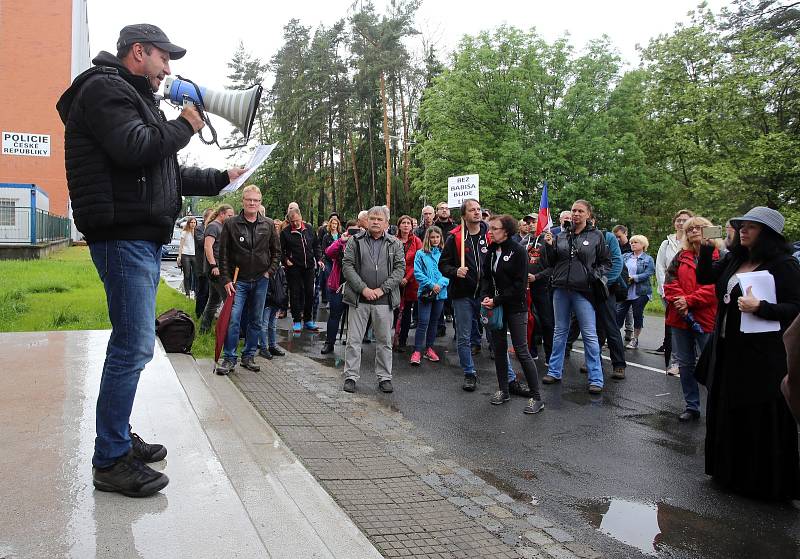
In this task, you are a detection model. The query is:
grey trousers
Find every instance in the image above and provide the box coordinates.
[344,303,394,382]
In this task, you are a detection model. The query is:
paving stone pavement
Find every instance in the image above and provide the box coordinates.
[222,348,601,559]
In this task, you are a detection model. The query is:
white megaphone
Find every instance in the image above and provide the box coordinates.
[163,76,263,146]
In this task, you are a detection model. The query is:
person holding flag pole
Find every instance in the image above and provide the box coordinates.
[526,182,556,365]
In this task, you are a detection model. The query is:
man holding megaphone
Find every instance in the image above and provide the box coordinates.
[56,23,245,498]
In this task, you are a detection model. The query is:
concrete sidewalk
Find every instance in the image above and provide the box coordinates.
[0,330,381,559]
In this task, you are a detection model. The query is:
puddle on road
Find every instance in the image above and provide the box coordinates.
[474,468,534,503]
[579,498,799,558]
[561,390,609,407]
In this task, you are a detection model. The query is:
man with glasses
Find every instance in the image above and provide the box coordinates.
[215,185,281,375]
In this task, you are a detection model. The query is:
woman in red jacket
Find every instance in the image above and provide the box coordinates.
[663,216,722,421]
[395,215,423,350]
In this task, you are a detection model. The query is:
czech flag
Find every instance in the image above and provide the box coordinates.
[534,181,553,237]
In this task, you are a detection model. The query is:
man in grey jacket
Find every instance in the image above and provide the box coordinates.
[341,206,405,393]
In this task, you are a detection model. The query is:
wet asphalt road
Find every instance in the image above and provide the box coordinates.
[160,262,800,558]
[278,310,800,559]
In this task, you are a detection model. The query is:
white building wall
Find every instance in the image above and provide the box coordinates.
[70,0,90,240]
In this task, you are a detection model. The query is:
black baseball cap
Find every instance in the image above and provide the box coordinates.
[117,24,186,60]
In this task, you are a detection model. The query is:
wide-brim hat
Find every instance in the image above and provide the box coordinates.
[117,24,186,60]
[730,206,785,238]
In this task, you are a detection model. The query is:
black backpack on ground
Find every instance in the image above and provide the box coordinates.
[155,308,195,353]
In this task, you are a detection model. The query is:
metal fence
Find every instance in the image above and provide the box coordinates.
[0,206,71,245]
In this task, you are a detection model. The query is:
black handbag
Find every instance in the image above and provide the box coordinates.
[417,256,439,302]
[419,289,437,302]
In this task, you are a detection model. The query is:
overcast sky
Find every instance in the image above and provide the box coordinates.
[87,0,732,170]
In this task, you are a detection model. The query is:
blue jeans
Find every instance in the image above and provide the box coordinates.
[548,289,604,387]
[89,240,161,467]
[453,297,480,376]
[616,294,648,330]
[672,327,711,412]
[259,305,279,349]
[325,291,346,345]
[224,276,269,361]
[414,298,445,351]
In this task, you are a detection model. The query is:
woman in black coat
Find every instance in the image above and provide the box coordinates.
[480,214,544,414]
[696,206,800,500]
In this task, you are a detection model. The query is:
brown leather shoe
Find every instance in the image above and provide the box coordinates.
[612,367,626,380]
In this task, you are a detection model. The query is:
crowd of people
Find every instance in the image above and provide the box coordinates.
[59,21,799,503]
[187,195,800,502]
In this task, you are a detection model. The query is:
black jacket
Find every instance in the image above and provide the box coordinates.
[696,245,800,404]
[439,222,491,299]
[480,239,529,314]
[280,222,321,269]
[543,225,611,295]
[434,219,457,240]
[56,52,227,243]
[218,212,281,284]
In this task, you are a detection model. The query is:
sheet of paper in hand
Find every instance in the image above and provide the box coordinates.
[220,143,277,194]
[737,270,780,333]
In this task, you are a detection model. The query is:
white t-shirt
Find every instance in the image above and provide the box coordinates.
[180,230,195,256]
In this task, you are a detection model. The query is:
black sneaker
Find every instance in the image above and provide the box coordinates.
[215,359,236,375]
[258,348,273,360]
[462,375,477,391]
[655,345,666,354]
[93,450,169,497]
[129,426,167,463]
[523,399,545,414]
[269,346,285,357]
[379,380,394,393]
[508,380,531,397]
[679,409,701,422]
[343,378,356,393]
[490,390,510,405]
[240,356,260,372]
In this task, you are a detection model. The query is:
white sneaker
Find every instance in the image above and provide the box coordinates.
[625,338,638,349]
[666,365,680,377]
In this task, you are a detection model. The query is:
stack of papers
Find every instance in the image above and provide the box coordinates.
[737,270,780,333]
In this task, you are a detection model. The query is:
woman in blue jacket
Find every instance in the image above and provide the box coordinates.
[616,235,656,349]
[411,227,449,366]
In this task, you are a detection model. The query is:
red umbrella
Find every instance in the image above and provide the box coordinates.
[214,267,239,364]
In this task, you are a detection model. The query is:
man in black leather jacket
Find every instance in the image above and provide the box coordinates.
[56,24,243,498]
[215,186,281,375]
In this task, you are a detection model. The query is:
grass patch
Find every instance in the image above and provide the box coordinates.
[0,246,215,357]
[50,308,82,328]
[645,294,665,315]
[28,284,71,294]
